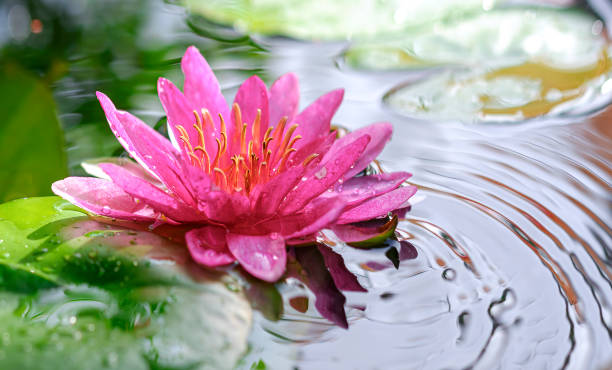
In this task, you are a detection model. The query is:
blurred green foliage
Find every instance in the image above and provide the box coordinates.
[0,64,67,202]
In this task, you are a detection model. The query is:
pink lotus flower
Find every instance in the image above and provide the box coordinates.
[52,46,416,283]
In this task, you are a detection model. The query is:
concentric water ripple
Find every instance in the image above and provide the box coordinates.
[235,36,612,369]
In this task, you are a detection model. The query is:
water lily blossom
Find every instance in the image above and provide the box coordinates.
[52,46,416,283]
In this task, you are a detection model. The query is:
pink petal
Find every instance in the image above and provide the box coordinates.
[269,73,299,125]
[185,225,235,267]
[226,233,286,282]
[331,122,393,180]
[292,89,343,150]
[280,134,370,215]
[96,92,194,205]
[237,197,345,238]
[289,131,336,169]
[81,157,162,187]
[197,191,250,224]
[283,198,345,239]
[249,164,305,216]
[181,46,229,127]
[337,185,417,224]
[157,78,220,160]
[52,177,158,222]
[232,75,269,151]
[100,163,205,223]
[321,172,411,207]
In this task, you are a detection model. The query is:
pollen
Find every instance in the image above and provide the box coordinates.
[176,103,304,194]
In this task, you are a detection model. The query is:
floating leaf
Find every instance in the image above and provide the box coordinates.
[345,8,607,70]
[0,65,68,202]
[0,197,252,369]
[185,0,499,40]
[332,215,398,249]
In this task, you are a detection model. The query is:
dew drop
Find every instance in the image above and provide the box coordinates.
[315,167,327,179]
[102,205,111,215]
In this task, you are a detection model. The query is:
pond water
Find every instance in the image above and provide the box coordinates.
[1,0,612,369]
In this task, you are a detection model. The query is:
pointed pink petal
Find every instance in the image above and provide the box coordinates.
[320,172,411,207]
[185,225,234,267]
[283,198,345,239]
[52,177,158,222]
[181,46,229,127]
[81,157,162,187]
[96,92,194,205]
[292,89,343,150]
[280,134,370,215]
[269,73,299,125]
[329,122,393,180]
[157,78,220,160]
[100,163,205,223]
[337,185,417,224]
[249,164,305,216]
[226,233,286,282]
[289,131,336,169]
[317,245,366,292]
[232,75,269,148]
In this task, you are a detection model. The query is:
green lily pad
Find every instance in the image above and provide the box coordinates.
[0,197,252,369]
[345,7,607,70]
[185,0,500,40]
[0,65,68,202]
[384,56,612,122]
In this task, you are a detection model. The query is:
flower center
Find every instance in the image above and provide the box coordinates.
[176,103,318,194]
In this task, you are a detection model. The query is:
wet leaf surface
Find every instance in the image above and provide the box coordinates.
[0,197,252,369]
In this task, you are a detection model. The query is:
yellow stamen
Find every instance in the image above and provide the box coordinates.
[213,167,227,188]
[232,103,242,146]
[212,138,223,169]
[240,123,247,155]
[251,109,262,152]
[202,109,214,129]
[287,135,302,150]
[303,153,319,166]
[275,124,298,164]
[278,147,297,172]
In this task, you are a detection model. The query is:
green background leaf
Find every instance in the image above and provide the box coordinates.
[0,65,68,202]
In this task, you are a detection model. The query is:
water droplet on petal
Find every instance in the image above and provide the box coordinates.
[315,167,327,179]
